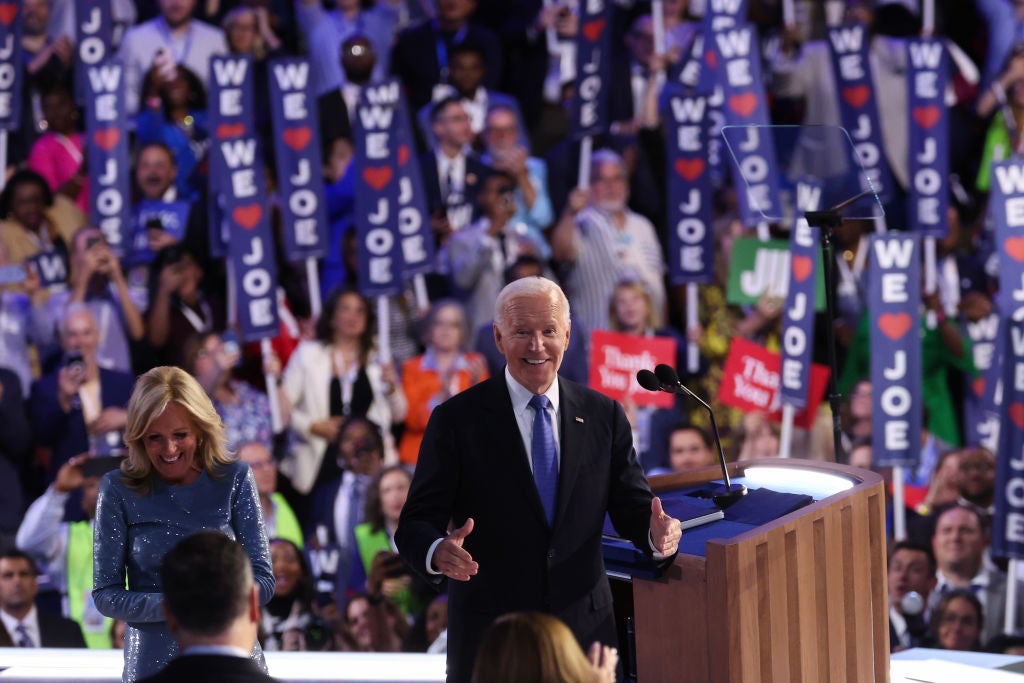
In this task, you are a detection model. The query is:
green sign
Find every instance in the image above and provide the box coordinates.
[725,237,826,310]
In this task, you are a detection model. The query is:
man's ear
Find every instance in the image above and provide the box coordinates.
[493,323,505,355]
[163,600,180,637]
[248,585,260,624]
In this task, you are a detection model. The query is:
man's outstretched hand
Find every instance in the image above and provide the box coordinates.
[650,497,682,557]
[432,518,479,581]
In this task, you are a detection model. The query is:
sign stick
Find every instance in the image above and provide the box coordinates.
[892,465,908,541]
[922,0,935,36]
[779,403,795,458]
[686,283,699,373]
[782,0,795,27]
[376,296,392,364]
[306,257,322,319]
[0,131,7,192]
[924,236,937,329]
[413,273,430,313]
[543,0,560,58]
[757,220,770,242]
[578,136,594,189]
[260,338,283,433]
[1007,559,1020,635]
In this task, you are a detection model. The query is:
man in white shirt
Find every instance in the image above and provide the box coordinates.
[0,549,85,647]
[117,0,228,115]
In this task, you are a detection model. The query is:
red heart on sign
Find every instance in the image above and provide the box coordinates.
[1006,236,1024,262]
[93,129,120,152]
[973,377,986,397]
[0,3,16,26]
[216,122,246,139]
[705,49,718,69]
[878,312,912,341]
[792,255,813,283]
[1011,402,1024,430]
[363,166,393,191]
[674,158,705,181]
[232,204,262,229]
[282,127,311,151]
[842,85,870,109]
[398,145,410,167]
[581,19,605,42]
[727,93,758,118]
[912,106,940,130]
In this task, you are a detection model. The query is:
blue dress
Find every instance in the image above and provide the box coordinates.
[92,461,274,682]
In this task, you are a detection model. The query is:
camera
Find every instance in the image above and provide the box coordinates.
[64,352,85,375]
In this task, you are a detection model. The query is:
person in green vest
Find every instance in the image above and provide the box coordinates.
[239,441,304,549]
[14,453,113,648]
[354,465,425,618]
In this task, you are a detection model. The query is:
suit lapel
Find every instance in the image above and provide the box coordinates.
[553,380,586,530]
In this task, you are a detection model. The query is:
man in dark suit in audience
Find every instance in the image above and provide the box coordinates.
[397,276,681,682]
[137,531,279,683]
[0,549,85,648]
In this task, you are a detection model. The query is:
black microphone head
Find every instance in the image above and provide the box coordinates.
[654,364,680,387]
[636,369,662,392]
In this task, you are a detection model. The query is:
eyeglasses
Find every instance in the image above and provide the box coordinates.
[939,613,979,628]
[959,462,994,473]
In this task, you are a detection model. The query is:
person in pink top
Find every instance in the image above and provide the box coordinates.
[27,85,89,215]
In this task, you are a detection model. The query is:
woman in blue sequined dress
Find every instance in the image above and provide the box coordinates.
[92,366,275,681]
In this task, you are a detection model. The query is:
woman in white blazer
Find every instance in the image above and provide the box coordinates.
[280,288,407,494]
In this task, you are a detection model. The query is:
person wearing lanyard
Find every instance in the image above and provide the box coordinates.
[117,0,228,116]
[390,0,503,115]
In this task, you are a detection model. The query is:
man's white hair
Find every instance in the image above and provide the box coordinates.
[493,277,571,327]
[61,302,97,338]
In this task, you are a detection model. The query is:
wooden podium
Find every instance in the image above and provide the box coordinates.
[629,459,889,683]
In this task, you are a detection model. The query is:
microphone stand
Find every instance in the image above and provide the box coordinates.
[649,366,747,508]
[803,189,874,463]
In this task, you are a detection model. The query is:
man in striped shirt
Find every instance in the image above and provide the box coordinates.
[550,149,666,333]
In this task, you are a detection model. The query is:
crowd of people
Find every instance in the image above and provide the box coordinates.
[3,0,1024,673]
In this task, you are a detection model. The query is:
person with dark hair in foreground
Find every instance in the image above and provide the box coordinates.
[137,531,280,683]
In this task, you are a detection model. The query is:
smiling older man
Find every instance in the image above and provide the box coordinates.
[397,276,680,682]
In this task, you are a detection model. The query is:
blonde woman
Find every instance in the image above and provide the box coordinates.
[92,366,274,682]
[471,612,618,683]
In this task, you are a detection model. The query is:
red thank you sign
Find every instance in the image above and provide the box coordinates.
[718,337,829,429]
[589,330,677,408]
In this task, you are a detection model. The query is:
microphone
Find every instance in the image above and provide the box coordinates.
[900,591,927,642]
[637,364,747,509]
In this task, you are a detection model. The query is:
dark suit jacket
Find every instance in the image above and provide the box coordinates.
[0,367,30,535]
[390,20,503,116]
[396,375,657,683]
[137,654,279,683]
[38,611,87,647]
[29,367,135,481]
[316,89,353,159]
[419,150,491,233]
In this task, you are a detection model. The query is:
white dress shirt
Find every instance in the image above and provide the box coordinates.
[1,606,40,647]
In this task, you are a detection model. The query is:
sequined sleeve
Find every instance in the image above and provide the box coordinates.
[233,465,275,605]
[92,473,164,622]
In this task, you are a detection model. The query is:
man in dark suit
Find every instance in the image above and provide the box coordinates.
[137,531,279,683]
[0,549,86,648]
[421,95,492,239]
[396,276,682,682]
[29,305,135,492]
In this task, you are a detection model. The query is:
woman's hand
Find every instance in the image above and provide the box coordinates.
[587,641,618,683]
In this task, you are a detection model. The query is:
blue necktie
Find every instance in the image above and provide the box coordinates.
[529,394,559,525]
[15,622,32,647]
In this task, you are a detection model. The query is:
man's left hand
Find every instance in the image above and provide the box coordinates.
[650,497,681,556]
